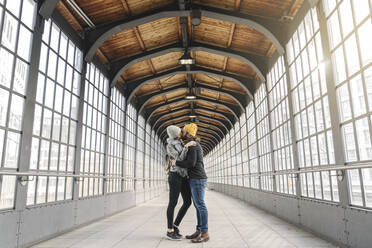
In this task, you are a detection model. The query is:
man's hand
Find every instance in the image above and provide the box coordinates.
[171,160,176,166]
[185,141,196,148]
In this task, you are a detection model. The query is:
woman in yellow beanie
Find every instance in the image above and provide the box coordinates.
[172,123,210,243]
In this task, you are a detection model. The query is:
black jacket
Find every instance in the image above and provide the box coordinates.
[176,143,207,179]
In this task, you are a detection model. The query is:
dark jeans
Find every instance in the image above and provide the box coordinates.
[189,178,208,232]
[166,172,192,229]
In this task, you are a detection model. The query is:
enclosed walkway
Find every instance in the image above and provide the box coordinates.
[31,190,336,248]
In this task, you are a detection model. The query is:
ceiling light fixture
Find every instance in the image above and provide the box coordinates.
[191,9,202,26]
[179,51,195,65]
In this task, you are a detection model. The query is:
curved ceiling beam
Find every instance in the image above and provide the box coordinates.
[158,116,228,142]
[159,121,224,141]
[110,43,266,86]
[128,66,254,103]
[159,119,226,140]
[145,96,239,124]
[160,127,216,149]
[156,113,231,136]
[137,82,245,116]
[85,4,284,62]
[197,131,219,145]
[150,105,235,128]
[153,107,233,132]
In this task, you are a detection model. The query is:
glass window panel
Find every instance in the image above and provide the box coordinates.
[358,20,372,66]
[47,51,57,80]
[0,48,14,88]
[17,26,32,61]
[328,11,342,49]
[6,0,21,17]
[0,88,9,126]
[0,175,16,209]
[332,46,347,85]
[339,0,354,37]
[327,131,335,164]
[353,0,370,25]
[342,123,357,162]
[4,131,20,168]
[8,94,24,130]
[36,176,47,204]
[337,84,352,122]
[21,0,36,29]
[50,23,59,52]
[13,59,28,94]
[30,137,39,170]
[344,35,360,76]
[348,169,363,205]
[350,75,366,117]
[362,168,372,207]
[2,13,18,52]
[365,67,372,111]
[355,118,372,161]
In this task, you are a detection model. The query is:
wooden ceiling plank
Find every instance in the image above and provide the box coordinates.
[59,1,83,30]
[227,23,236,48]
[287,0,303,18]
[119,0,132,16]
[266,43,276,57]
[134,27,146,51]
[187,16,192,42]
[222,57,228,72]
[147,60,157,74]
[97,48,109,64]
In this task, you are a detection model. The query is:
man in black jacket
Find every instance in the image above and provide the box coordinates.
[171,123,209,243]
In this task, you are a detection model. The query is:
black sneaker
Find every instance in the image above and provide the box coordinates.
[173,225,182,236]
[166,231,182,241]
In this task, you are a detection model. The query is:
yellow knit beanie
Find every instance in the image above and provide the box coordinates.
[184,123,198,137]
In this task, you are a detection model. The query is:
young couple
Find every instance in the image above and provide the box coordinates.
[165,123,209,243]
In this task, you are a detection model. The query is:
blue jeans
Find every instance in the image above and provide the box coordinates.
[189,179,208,232]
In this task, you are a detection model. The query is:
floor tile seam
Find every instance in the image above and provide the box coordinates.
[214,192,301,248]
[210,193,252,248]
[109,207,165,248]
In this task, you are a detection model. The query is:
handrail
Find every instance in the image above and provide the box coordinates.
[207,162,372,178]
[0,170,166,181]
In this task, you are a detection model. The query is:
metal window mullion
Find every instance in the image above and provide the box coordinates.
[102,87,111,195]
[142,122,146,190]
[266,82,277,193]
[72,59,87,200]
[253,99,262,190]
[284,52,302,197]
[133,114,139,191]
[317,2,350,206]
[14,10,44,211]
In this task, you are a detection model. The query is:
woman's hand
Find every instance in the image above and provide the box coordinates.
[185,141,196,148]
[171,160,176,166]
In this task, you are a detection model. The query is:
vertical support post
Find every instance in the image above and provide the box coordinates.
[266,83,277,193]
[283,54,302,197]
[253,99,262,190]
[15,5,45,211]
[122,102,129,191]
[316,2,350,206]
[103,88,112,195]
[72,58,87,201]
[121,99,127,192]
[133,114,139,191]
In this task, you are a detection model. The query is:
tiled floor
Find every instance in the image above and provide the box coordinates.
[32,190,338,248]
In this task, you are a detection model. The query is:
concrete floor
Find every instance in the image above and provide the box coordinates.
[32,190,338,248]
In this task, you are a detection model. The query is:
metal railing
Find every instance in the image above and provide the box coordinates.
[0,170,167,183]
[206,162,372,180]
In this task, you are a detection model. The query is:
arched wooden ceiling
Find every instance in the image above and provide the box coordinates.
[56,0,305,154]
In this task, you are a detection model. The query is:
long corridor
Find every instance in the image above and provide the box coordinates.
[32,190,336,248]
